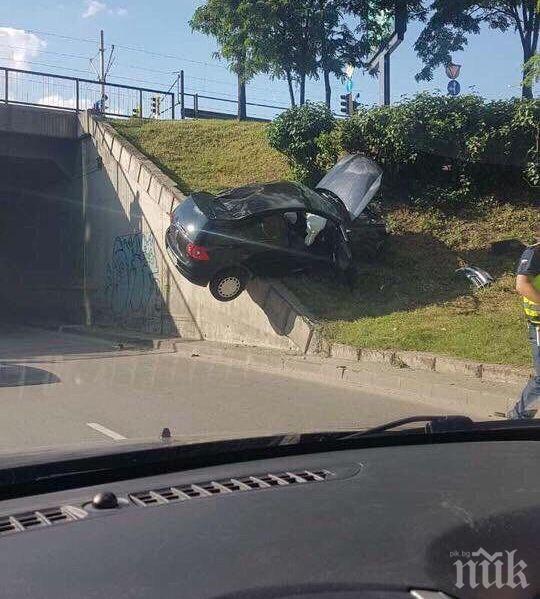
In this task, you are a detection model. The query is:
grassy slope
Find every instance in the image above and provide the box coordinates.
[112,119,290,194]
[111,119,535,367]
[287,203,536,366]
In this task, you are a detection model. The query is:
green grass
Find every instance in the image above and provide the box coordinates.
[111,119,290,194]
[112,119,536,367]
[286,202,537,366]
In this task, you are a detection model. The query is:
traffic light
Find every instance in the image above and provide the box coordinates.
[340,93,353,116]
[340,93,350,115]
[150,96,161,117]
[132,106,141,118]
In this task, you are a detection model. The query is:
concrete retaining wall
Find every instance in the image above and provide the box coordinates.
[78,112,317,351]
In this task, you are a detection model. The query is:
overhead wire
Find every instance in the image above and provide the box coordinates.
[110,41,230,70]
[0,43,91,60]
[13,28,296,100]
[6,28,296,115]
[0,55,92,75]
[26,29,98,45]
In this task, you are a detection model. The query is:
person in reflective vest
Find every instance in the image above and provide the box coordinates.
[508,224,540,419]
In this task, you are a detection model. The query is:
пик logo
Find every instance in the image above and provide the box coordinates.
[452,548,529,590]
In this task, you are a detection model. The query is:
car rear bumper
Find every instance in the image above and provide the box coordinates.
[165,233,210,287]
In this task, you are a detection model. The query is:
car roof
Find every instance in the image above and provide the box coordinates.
[191,181,343,222]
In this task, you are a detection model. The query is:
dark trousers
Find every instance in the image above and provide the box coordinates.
[508,322,540,419]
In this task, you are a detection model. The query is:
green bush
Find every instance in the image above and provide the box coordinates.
[340,94,539,207]
[267,102,335,185]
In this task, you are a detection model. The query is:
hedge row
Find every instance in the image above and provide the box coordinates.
[267,94,540,207]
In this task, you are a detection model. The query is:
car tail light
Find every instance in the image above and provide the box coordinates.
[187,243,210,261]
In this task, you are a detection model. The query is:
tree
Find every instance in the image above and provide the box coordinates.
[346,0,538,99]
[247,0,361,108]
[191,0,262,119]
[344,0,425,64]
[243,0,303,106]
[315,0,359,106]
[524,52,540,88]
[242,0,321,106]
[282,0,321,105]
[414,1,539,99]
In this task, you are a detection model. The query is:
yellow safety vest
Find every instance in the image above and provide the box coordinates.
[523,273,540,323]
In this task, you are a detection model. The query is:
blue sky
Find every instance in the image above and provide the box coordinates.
[0,0,531,118]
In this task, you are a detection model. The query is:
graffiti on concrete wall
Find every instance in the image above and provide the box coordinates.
[104,233,161,324]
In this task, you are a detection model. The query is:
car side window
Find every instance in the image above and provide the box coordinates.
[235,220,262,243]
[258,215,289,247]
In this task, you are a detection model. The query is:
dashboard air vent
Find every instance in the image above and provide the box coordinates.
[0,506,87,537]
[130,469,332,506]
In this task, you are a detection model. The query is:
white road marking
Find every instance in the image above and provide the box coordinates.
[86,422,127,441]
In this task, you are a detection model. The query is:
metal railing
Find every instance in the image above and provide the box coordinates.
[0,67,175,119]
[180,92,288,121]
[1,65,341,122]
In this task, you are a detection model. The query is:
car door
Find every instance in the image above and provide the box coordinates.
[333,224,353,272]
[304,215,351,273]
[243,213,306,278]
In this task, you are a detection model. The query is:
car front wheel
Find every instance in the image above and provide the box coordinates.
[209,269,247,302]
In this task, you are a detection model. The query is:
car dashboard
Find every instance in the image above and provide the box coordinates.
[0,440,538,598]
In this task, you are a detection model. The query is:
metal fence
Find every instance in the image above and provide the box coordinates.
[179,92,287,122]
[0,65,339,122]
[0,67,175,119]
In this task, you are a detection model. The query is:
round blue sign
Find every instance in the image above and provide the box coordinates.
[345,79,353,93]
[447,80,461,96]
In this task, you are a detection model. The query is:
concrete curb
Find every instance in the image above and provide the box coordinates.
[58,325,183,350]
[325,343,532,387]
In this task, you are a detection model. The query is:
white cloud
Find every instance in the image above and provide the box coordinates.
[82,1,127,18]
[82,0,106,18]
[0,27,46,69]
[38,94,92,109]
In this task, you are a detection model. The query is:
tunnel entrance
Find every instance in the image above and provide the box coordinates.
[0,134,84,326]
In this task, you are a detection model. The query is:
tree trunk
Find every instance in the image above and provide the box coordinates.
[520,5,538,99]
[286,70,296,107]
[237,74,247,120]
[523,79,534,99]
[323,68,331,107]
[299,73,306,105]
[522,46,534,99]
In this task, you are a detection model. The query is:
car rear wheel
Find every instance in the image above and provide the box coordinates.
[209,269,247,302]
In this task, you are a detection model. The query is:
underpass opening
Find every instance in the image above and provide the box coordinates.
[0,132,84,327]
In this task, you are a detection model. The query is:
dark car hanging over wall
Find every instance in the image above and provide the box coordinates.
[166,155,384,301]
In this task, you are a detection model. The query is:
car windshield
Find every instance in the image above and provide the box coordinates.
[0,0,538,464]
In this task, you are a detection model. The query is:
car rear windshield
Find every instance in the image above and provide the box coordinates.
[173,196,210,234]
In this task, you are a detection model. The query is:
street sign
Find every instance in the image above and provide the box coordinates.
[345,79,353,93]
[447,80,461,96]
[365,0,407,106]
[366,0,407,69]
[446,63,461,80]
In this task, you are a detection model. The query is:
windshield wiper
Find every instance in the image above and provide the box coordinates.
[339,415,475,440]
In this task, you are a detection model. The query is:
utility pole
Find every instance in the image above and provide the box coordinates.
[99,29,106,112]
[178,70,185,120]
[90,30,115,113]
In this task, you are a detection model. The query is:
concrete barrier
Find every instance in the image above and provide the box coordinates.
[0,104,78,139]
[78,112,317,352]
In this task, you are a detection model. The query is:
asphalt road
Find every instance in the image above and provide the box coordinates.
[0,324,448,453]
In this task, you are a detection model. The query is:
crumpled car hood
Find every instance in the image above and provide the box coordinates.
[316,154,383,220]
